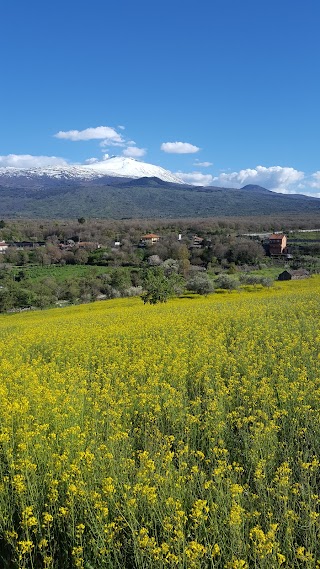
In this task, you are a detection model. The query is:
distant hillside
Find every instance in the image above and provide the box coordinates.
[0,177,319,219]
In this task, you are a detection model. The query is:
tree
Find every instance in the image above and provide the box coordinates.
[215,274,239,290]
[141,267,175,305]
[187,273,214,296]
[74,248,89,265]
[227,240,265,265]
[147,254,162,266]
[109,268,131,294]
[0,287,15,312]
[162,258,179,276]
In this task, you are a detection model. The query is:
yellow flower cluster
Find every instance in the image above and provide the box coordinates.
[0,277,318,567]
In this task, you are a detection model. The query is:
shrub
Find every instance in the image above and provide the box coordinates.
[187,274,214,295]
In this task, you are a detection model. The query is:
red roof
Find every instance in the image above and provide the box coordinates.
[269,234,285,240]
[141,233,159,239]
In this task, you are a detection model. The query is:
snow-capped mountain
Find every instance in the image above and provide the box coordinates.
[0,156,183,184]
[85,156,183,183]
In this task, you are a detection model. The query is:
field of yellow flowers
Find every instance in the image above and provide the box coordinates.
[0,277,320,568]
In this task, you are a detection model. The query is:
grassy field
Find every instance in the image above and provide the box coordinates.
[288,230,320,240]
[247,266,282,279]
[0,278,319,568]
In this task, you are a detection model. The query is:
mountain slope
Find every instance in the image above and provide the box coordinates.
[0,176,319,219]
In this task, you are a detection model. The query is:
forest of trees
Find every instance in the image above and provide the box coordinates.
[0,214,318,311]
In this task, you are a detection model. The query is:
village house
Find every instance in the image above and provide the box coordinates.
[140,233,160,246]
[0,241,8,253]
[269,233,287,255]
[190,235,204,249]
[278,268,310,281]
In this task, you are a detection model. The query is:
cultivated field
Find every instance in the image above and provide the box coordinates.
[0,278,320,568]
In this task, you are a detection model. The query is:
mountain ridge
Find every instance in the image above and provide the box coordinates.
[0,174,319,219]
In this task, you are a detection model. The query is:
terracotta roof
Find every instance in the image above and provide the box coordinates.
[269,234,286,240]
[141,233,159,239]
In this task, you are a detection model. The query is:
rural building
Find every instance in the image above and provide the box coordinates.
[0,241,8,253]
[278,269,310,281]
[140,233,160,245]
[269,233,287,255]
[190,235,204,249]
[77,241,101,250]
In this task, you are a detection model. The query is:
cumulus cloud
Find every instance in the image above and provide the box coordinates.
[161,141,200,154]
[212,165,304,191]
[193,160,213,167]
[122,146,146,158]
[0,154,69,169]
[307,171,320,189]
[54,126,124,144]
[174,171,214,186]
[174,164,315,193]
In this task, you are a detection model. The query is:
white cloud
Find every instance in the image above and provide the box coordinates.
[175,171,214,186]
[193,160,213,167]
[118,125,125,130]
[212,165,304,191]
[0,154,68,169]
[161,141,200,154]
[84,157,99,164]
[100,139,126,148]
[54,126,124,144]
[123,146,146,158]
[307,171,320,189]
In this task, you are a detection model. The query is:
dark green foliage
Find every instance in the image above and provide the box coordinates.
[108,268,132,293]
[141,267,182,304]
[227,239,265,265]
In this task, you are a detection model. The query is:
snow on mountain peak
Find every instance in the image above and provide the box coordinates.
[0,156,184,184]
[84,156,183,183]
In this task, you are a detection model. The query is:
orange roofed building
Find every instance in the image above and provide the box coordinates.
[140,233,160,245]
[269,233,287,255]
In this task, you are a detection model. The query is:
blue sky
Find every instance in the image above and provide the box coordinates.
[1,0,320,195]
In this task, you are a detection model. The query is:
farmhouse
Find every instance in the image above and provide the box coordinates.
[269,233,287,255]
[278,269,310,281]
[140,233,160,245]
[0,241,8,253]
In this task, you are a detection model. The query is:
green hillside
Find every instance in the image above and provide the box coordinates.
[1,178,320,218]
